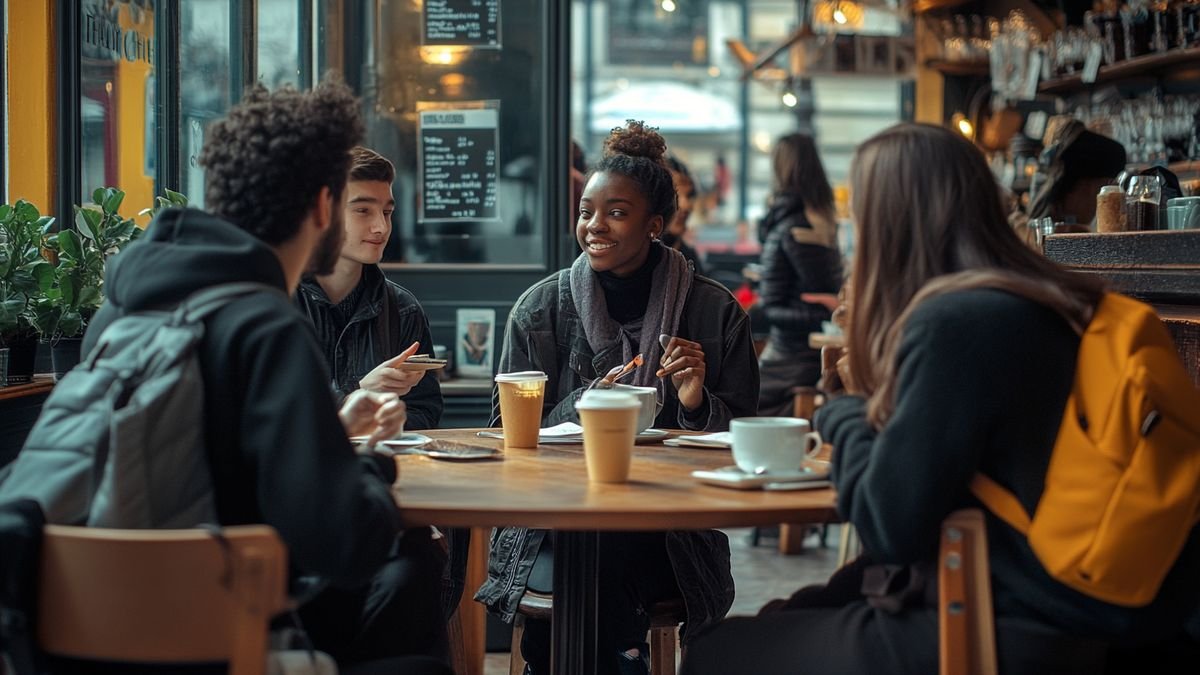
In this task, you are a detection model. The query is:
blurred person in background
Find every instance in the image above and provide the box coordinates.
[664,155,706,275]
[755,133,843,416]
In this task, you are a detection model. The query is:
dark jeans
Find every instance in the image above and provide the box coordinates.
[299,527,450,665]
[521,532,680,675]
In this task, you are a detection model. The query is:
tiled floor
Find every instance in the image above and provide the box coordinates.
[481,525,843,674]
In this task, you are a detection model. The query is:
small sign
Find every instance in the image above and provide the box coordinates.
[1081,42,1103,84]
[417,102,501,223]
[455,308,496,378]
[423,0,501,48]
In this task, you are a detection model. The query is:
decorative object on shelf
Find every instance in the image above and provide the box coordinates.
[455,308,496,379]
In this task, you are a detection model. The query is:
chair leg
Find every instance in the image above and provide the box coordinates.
[447,608,468,675]
[509,614,526,675]
[649,625,677,675]
[837,522,860,568]
[778,523,807,555]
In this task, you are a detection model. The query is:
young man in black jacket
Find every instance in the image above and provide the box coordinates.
[82,82,451,673]
[295,146,444,430]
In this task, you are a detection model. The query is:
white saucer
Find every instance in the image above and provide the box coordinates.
[350,433,433,448]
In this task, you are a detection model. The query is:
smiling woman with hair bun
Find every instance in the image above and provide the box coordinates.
[476,120,759,675]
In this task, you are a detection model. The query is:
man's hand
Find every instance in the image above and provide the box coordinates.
[358,341,425,397]
[340,389,406,446]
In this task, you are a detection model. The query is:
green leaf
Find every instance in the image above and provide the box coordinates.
[0,204,12,222]
[37,216,57,234]
[76,207,101,240]
[165,189,189,206]
[31,262,55,293]
[92,188,107,206]
[57,229,83,261]
[77,285,102,309]
[58,311,83,338]
[103,189,126,214]
[14,200,40,224]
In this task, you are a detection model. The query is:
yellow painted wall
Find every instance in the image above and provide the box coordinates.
[7,1,55,211]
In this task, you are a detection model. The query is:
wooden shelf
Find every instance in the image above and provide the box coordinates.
[0,375,54,402]
[1170,161,1200,176]
[924,58,990,77]
[1039,47,1200,94]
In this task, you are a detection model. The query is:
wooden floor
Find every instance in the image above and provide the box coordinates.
[481,525,843,674]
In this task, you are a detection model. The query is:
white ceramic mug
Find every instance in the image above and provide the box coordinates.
[609,384,660,432]
[730,417,822,474]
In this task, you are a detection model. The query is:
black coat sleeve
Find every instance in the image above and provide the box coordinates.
[759,228,841,337]
[237,313,403,588]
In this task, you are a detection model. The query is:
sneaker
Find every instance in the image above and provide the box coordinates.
[617,643,651,675]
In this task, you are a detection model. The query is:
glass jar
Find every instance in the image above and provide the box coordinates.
[1126,175,1163,231]
[1097,185,1126,232]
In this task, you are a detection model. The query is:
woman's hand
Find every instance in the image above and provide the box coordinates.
[800,293,840,312]
[339,389,406,446]
[358,341,425,397]
[656,336,706,411]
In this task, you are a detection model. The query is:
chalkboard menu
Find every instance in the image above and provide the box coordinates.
[423,0,501,48]
[418,104,501,223]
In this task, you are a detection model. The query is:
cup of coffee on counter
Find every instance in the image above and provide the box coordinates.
[576,390,640,483]
[1126,175,1162,231]
[494,371,548,449]
[1096,184,1125,232]
[730,417,823,475]
[609,384,660,432]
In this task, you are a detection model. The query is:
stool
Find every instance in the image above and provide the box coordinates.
[508,591,685,675]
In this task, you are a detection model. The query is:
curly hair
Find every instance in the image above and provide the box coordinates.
[198,79,364,245]
[590,120,677,224]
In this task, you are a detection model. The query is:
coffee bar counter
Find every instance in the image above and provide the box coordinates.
[1044,230,1200,386]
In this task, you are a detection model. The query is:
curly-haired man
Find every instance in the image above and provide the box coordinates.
[82,81,451,674]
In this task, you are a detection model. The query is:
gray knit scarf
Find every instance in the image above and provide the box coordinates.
[568,243,693,391]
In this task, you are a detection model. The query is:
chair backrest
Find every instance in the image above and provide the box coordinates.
[938,509,998,675]
[37,524,289,675]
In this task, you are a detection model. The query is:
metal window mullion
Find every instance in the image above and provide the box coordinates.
[299,0,314,88]
[230,0,257,101]
[55,0,82,223]
[157,0,181,194]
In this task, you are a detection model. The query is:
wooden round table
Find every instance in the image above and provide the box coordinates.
[392,428,838,675]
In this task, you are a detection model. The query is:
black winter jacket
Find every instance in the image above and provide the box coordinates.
[757,196,843,357]
[295,266,443,430]
[83,208,404,588]
[475,265,758,641]
[817,289,1200,646]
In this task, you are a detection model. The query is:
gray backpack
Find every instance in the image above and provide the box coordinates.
[0,282,278,528]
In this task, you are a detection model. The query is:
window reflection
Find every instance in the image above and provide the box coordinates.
[80,0,156,218]
[180,0,232,209]
[361,0,547,266]
[258,0,302,88]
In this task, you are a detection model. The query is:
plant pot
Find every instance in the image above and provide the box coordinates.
[5,337,38,385]
[51,337,84,381]
[0,348,9,387]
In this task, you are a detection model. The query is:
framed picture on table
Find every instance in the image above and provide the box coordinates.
[456,308,496,378]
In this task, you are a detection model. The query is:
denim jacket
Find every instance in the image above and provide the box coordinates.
[295,265,443,430]
[474,268,759,641]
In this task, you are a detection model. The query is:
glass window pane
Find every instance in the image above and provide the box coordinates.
[363,0,548,266]
[258,0,302,88]
[180,0,232,209]
[80,1,157,218]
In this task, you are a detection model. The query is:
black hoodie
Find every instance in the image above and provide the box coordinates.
[83,208,403,588]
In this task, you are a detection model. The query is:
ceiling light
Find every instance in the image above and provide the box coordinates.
[833,7,848,24]
[952,112,975,139]
[661,0,677,12]
[782,91,798,107]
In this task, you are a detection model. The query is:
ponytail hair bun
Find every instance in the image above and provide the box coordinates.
[603,120,668,167]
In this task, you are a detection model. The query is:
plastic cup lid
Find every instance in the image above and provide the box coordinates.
[576,390,639,410]
[495,371,548,383]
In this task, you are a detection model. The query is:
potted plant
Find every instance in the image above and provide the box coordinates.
[0,200,55,385]
[29,188,151,378]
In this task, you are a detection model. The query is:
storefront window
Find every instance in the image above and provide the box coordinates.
[258,0,303,88]
[361,0,550,266]
[179,0,232,208]
[80,0,157,218]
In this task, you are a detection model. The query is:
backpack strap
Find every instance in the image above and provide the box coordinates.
[969,473,1033,535]
[174,282,285,325]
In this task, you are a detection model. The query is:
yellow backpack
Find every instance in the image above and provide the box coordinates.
[971,292,1200,607]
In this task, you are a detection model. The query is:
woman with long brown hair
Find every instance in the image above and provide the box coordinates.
[680,123,1200,674]
[755,133,843,415]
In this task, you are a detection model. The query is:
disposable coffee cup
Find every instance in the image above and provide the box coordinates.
[495,371,548,449]
[576,390,640,483]
[730,417,823,474]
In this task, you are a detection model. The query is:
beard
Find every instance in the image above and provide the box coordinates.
[307,206,345,276]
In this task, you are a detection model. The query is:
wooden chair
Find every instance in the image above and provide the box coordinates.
[38,524,289,675]
[507,591,685,675]
[938,509,998,675]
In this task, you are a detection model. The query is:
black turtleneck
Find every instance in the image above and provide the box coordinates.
[597,242,663,324]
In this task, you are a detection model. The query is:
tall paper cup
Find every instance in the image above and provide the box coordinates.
[576,390,640,483]
[495,371,548,448]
